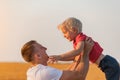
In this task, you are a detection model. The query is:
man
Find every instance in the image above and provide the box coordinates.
[21,37,94,80]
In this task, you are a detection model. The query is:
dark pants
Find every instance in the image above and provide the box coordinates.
[98,55,120,80]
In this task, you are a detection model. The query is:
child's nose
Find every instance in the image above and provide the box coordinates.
[64,34,67,38]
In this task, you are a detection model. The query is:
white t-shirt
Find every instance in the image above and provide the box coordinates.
[27,64,63,80]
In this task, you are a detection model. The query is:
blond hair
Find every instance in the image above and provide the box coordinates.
[58,17,82,33]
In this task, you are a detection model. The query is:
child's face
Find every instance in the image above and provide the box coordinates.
[61,27,77,41]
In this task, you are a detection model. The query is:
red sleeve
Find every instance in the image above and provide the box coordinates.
[76,33,86,42]
[73,33,87,49]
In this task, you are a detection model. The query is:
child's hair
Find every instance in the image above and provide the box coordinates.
[58,17,82,33]
[21,40,37,62]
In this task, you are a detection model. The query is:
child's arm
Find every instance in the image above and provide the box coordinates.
[48,41,84,63]
[48,55,75,63]
[60,41,84,59]
[49,41,84,63]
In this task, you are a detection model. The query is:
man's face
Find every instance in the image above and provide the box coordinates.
[32,43,49,65]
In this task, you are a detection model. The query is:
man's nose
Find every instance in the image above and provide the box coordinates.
[43,47,47,50]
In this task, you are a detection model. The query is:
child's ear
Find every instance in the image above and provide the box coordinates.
[72,27,78,33]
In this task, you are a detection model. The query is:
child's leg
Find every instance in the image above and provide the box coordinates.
[98,55,119,80]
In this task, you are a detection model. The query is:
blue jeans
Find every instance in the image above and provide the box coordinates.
[98,55,120,80]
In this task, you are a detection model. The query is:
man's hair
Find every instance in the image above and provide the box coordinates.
[58,17,82,33]
[21,40,37,62]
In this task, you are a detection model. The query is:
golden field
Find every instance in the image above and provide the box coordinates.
[0,62,105,80]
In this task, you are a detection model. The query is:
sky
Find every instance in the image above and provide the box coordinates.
[0,0,120,62]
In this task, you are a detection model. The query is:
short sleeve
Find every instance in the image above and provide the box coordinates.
[40,66,63,80]
[76,33,86,42]
[73,33,86,48]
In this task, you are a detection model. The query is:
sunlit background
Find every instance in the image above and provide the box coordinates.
[0,0,120,62]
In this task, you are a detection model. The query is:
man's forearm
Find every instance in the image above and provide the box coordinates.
[75,54,89,79]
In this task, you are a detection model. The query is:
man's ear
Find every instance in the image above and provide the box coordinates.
[37,54,42,59]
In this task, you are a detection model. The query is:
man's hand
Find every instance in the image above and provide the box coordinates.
[84,37,94,55]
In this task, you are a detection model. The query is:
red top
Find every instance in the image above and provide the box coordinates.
[73,33,103,63]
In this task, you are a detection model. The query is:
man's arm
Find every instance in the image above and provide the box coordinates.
[73,37,94,78]
[59,38,94,80]
[59,51,88,80]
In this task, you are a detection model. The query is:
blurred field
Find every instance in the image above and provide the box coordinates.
[0,62,105,80]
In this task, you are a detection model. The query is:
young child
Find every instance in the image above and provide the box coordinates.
[50,17,120,80]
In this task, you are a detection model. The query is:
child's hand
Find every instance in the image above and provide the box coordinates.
[48,55,61,64]
[48,57,57,64]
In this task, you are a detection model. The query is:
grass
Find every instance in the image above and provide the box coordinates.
[0,62,105,80]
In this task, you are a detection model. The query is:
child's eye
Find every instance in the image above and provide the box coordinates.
[62,30,67,34]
